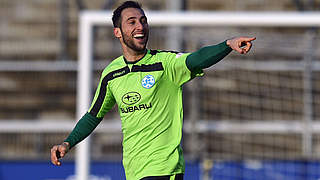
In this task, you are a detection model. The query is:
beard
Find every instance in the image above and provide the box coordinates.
[120,28,148,53]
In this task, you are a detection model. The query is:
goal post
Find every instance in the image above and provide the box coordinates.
[77,11,320,180]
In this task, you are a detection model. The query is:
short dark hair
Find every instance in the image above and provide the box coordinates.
[112,1,144,28]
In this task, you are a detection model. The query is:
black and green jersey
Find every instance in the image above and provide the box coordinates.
[89,49,202,179]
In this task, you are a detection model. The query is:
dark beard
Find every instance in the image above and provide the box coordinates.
[120,28,148,53]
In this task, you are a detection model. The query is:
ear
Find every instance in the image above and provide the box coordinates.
[114,27,122,38]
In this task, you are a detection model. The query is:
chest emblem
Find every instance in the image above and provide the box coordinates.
[141,75,155,89]
[122,92,141,105]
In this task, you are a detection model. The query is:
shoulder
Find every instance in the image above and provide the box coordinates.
[150,49,190,62]
[101,56,125,77]
[149,49,186,59]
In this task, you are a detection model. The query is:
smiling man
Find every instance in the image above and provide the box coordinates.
[50,1,256,180]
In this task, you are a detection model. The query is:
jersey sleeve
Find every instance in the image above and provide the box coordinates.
[88,70,116,119]
[163,52,203,87]
[186,41,232,71]
[64,112,102,149]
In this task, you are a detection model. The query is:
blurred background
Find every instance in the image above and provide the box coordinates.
[1,0,320,179]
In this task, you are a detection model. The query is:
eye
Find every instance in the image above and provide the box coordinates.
[140,17,147,25]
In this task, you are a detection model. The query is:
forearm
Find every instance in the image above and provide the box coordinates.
[64,112,102,149]
[186,41,232,71]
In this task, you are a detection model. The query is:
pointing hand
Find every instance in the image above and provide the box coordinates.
[226,37,256,54]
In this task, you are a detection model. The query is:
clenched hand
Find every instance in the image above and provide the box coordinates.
[50,142,70,166]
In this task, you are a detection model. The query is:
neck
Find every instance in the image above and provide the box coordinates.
[122,48,147,63]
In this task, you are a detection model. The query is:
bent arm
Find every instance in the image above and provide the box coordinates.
[64,112,102,149]
[186,41,232,72]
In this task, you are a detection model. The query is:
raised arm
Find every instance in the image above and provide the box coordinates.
[186,36,256,71]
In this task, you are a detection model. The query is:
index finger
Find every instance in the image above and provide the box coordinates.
[241,37,256,42]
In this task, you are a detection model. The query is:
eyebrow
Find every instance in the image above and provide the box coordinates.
[126,15,147,22]
[126,16,137,21]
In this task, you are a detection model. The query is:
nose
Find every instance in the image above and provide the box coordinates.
[136,21,143,30]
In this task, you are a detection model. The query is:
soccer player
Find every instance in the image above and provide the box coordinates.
[50,1,255,179]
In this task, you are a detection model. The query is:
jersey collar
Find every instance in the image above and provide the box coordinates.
[123,49,152,65]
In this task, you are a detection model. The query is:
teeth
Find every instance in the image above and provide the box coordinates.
[134,34,144,38]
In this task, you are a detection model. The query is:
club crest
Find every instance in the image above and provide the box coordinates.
[141,75,155,89]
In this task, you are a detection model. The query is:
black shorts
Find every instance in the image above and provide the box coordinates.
[140,173,184,180]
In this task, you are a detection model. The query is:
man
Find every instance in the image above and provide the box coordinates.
[50,1,256,180]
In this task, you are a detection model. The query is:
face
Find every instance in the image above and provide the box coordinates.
[114,8,149,53]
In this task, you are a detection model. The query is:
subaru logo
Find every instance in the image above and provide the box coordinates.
[122,92,141,105]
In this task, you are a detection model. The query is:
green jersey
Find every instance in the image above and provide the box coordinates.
[64,41,231,179]
[88,49,202,179]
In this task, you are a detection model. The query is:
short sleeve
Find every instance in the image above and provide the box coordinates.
[163,52,203,87]
[88,72,116,119]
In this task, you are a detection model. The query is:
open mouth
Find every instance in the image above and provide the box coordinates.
[133,33,145,40]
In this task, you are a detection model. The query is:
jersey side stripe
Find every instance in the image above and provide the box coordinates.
[90,66,130,117]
